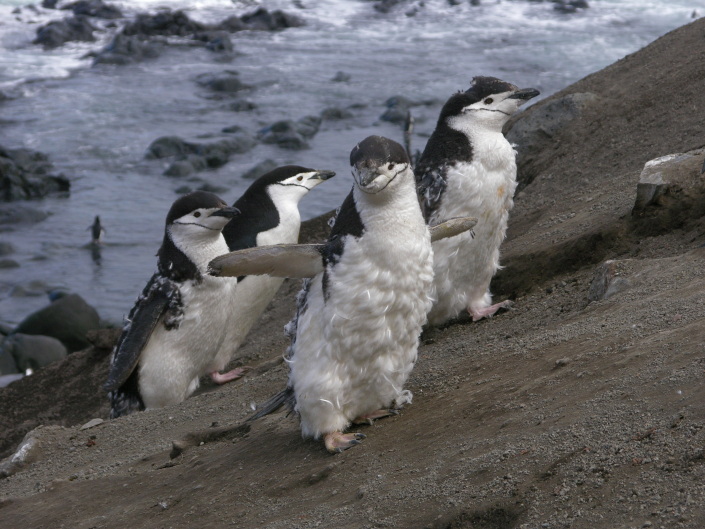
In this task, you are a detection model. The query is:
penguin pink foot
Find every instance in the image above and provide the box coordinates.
[209,366,252,385]
[469,300,513,322]
[324,431,366,453]
[352,408,399,425]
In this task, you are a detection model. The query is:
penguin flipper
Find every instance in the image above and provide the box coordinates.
[429,216,478,242]
[104,277,177,392]
[208,244,325,279]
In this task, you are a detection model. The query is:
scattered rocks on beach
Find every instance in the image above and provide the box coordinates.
[0,333,68,373]
[33,15,96,49]
[0,146,70,202]
[61,0,123,19]
[13,293,101,353]
[257,115,321,150]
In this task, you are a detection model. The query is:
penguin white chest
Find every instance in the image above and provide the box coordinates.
[290,209,434,439]
[428,133,517,325]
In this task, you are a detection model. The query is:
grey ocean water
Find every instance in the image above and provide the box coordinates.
[0,0,700,325]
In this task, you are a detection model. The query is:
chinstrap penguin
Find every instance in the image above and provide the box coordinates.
[105,191,240,418]
[210,136,476,453]
[416,76,539,326]
[89,215,105,245]
[209,166,335,385]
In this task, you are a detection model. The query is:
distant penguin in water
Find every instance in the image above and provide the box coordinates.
[89,215,105,245]
[209,136,476,453]
[105,191,240,418]
[209,166,335,384]
[415,76,539,326]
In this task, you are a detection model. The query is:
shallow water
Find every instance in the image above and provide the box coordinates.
[0,0,700,325]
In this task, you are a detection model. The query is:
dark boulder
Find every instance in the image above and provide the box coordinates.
[33,16,96,49]
[193,31,233,53]
[0,146,70,201]
[122,10,207,37]
[62,0,123,19]
[331,71,351,83]
[238,8,304,31]
[0,259,19,269]
[258,115,321,150]
[241,159,278,180]
[146,136,199,159]
[195,71,250,93]
[321,107,354,120]
[0,242,15,256]
[13,293,101,353]
[152,133,257,176]
[228,100,257,112]
[380,95,414,125]
[0,205,50,226]
[92,33,163,65]
[1,333,68,372]
[553,0,589,13]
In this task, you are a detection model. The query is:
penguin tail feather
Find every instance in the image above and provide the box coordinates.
[247,387,295,422]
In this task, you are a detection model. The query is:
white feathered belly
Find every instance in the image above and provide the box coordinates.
[138,276,238,408]
[427,159,516,325]
[290,234,434,439]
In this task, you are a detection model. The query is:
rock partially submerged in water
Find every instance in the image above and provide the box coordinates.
[0,146,70,201]
[147,133,257,177]
[0,333,68,372]
[33,15,96,49]
[258,115,321,150]
[195,71,251,94]
[13,293,101,353]
[91,33,163,65]
[61,0,123,19]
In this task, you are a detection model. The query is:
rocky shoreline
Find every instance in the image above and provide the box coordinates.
[0,13,704,529]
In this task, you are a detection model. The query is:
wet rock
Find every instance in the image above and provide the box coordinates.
[587,260,631,302]
[13,293,101,353]
[331,71,350,83]
[0,343,19,375]
[196,71,250,93]
[228,100,257,112]
[193,31,233,53]
[374,0,408,14]
[33,16,96,49]
[380,95,414,125]
[506,92,598,191]
[92,33,163,65]
[62,0,122,19]
[0,259,19,269]
[554,0,589,14]
[0,242,15,256]
[241,159,279,180]
[146,136,198,159]
[0,205,50,225]
[258,116,320,150]
[238,8,304,31]
[321,107,354,121]
[1,333,68,371]
[122,10,207,37]
[41,0,59,8]
[0,146,70,202]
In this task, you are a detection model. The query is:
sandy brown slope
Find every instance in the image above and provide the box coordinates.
[2,17,705,529]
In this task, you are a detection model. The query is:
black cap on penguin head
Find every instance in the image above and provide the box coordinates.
[350,135,409,170]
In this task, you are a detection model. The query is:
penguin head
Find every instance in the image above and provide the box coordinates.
[259,165,336,208]
[166,191,240,242]
[442,76,540,132]
[350,135,411,195]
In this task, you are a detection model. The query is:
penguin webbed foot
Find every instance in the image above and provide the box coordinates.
[210,366,252,385]
[468,299,513,322]
[351,408,399,426]
[324,431,366,454]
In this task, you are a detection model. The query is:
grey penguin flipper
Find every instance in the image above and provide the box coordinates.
[208,244,325,279]
[104,276,179,392]
[429,216,478,242]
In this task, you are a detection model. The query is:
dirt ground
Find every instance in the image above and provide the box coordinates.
[1,17,705,529]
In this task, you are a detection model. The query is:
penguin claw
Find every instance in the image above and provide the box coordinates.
[210,366,252,385]
[324,432,366,453]
[469,300,513,322]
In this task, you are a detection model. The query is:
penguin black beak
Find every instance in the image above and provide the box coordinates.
[211,206,240,219]
[508,88,540,101]
[310,170,336,181]
[358,169,380,189]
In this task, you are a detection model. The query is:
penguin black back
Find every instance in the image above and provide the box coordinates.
[222,165,316,251]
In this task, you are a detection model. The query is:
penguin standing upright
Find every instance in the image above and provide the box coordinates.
[89,215,105,245]
[210,166,334,384]
[105,191,240,418]
[415,76,539,326]
[209,136,476,453]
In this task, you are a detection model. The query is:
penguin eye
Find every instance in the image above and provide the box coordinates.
[484,98,494,104]
[387,163,394,170]
[193,211,201,218]
[297,176,303,181]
